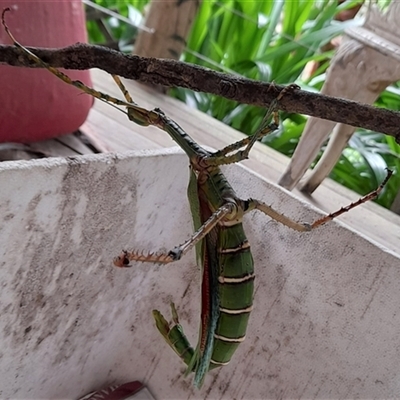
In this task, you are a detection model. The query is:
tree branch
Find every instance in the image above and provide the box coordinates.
[1,43,400,140]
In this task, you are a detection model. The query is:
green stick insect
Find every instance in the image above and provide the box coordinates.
[2,8,392,388]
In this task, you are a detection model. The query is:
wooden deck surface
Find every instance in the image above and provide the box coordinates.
[80,69,399,254]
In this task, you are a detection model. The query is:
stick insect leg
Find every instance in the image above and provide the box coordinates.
[112,75,136,104]
[1,9,163,128]
[2,9,132,109]
[310,169,392,228]
[247,199,311,232]
[153,303,195,367]
[3,10,210,161]
[114,203,235,266]
[206,84,299,167]
[247,169,393,231]
[211,117,278,159]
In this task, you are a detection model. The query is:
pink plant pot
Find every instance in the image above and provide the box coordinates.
[0,1,93,143]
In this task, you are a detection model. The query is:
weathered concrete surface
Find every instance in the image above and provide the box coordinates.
[0,149,399,399]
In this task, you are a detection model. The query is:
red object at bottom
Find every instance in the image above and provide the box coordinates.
[79,381,156,400]
[0,1,93,143]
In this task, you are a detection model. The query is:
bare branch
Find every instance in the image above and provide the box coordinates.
[1,43,399,140]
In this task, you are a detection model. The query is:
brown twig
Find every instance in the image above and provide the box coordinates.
[1,43,400,140]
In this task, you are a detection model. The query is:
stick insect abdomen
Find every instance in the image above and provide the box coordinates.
[210,222,254,367]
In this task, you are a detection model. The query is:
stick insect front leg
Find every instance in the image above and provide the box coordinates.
[208,85,299,167]
[2,8,184,131]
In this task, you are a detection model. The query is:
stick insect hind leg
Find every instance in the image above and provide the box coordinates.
[245,169,393,232]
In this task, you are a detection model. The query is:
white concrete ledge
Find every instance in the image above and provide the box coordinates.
[1,149,399,399]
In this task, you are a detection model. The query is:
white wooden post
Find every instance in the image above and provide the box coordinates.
[134,0,201,59]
